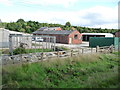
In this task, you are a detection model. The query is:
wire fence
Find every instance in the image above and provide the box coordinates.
[9,34,56,55]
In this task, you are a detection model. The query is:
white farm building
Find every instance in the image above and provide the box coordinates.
[82,33,114,41]
[0,28,31,48]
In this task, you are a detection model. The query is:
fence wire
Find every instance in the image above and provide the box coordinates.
[9,34,56,55]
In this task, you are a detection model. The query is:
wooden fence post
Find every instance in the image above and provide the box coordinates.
[78,49,79,55]
[57,51,59,57]
[82,48,84,54]
[96,46,99,53]
[41,52,43,61]
[91,48,93,53]
[110,45,114,53]
[71,50,73,57]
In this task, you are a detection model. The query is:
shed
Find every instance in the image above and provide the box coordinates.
[0,28,31,48]
[33,30,82,44]
[89,37,119,50]
[82,33,114,41]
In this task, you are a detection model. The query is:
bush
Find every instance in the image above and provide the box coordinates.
[13,47,27,55]
[54,46,69,51]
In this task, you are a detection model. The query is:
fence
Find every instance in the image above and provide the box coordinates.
[1,45,116,65]
[9,34,56,55]
[59,45,115,57]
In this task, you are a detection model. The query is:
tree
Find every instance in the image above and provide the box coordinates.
[17,19,25,23]
[65,21,71,27]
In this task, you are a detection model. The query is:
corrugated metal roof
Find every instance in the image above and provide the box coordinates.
[0,28,31,35]
[82,33,113,35]
[33,30,75,35]
[81,33,114,37]
[38,27,61,31]
[38,27,48,31]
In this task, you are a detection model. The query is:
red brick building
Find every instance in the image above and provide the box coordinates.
[115,31,120,37]
[33,28,82,44]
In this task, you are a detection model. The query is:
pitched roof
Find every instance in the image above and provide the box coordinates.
[33,30,75,35]
[38,27,48,31]
[38,27,62,31]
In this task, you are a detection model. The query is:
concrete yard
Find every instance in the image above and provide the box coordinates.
[54,41,89,49]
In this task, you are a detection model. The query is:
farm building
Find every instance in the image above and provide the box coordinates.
[0,28,31,48]
[33,29,82,44]
[115,31,120,37]
[82,33,114,41]
[89,37,119,50]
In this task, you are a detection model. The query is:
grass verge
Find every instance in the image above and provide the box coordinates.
[2,53,119,88]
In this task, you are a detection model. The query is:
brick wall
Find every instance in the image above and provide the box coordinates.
[69,30,82,44]
[33,30,82,44]
[115,32,120,37]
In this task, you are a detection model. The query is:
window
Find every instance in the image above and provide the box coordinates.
[74,34,78,39]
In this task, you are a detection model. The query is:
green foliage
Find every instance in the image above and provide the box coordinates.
[13,47,27,55]
[2,53,119,88]
[65,21,71,27]
[57,46,69,51]
[17,19,25,23]
[1,18,118,33]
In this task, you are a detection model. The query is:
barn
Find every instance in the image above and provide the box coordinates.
[33,29,82,44]
[82,33,114,41]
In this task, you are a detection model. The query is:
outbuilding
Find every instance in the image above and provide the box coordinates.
[0,28,31,48]
[82,33,114,41]
[89,37,119,50]
[33,30,82,44]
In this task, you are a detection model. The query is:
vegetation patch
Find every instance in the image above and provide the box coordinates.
[2,53,119,88]
[13,47,53,55]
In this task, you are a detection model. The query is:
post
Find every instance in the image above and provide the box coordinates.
[31,35,32,51]
[35,35,37,54]
[57,51,59,57]
[42,35,44,53]
[53,37,56,51]
[82,48,84,54]
[78,49,79,55]
[9,35,13,55]
[96,46,99,53]
[118,38,120,51]
[41,52,43,61]
[110,44,114,53]
[71,50,73,57]
[39,36,40,49]
[48,37,50,49]
[46,37,47,49]
[91,48,93,53]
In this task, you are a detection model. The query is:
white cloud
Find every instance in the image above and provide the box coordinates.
[78,0,119,2]
[20,0,78,8]
[0,0,12,6]
[78,6,118,28]
[0,5,118,29]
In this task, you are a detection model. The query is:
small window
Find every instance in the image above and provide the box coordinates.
[74,34,78,39]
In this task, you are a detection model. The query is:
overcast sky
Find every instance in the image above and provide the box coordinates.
[0,0,119,29]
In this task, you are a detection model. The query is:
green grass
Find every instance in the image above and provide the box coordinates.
[2,53,119,88]
[25,48,53,53]
[112,51,120,55]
